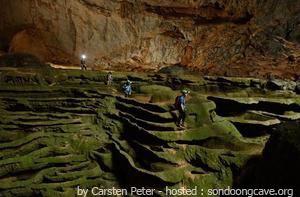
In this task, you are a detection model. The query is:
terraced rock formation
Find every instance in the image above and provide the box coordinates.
[0,68,270,197]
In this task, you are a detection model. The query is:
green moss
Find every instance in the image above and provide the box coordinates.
[185,97,218,127]
[68,135,106,157]
[96,152,114,170]
[227,111,281,126]
[148,121,241,142]
[0,69,273,196]
[139,85,176,103]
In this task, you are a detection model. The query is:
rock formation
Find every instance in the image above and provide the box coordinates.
[0,0,299,77]
[236,121,300,196]
[1,57,300,196]
[0,66,270,197]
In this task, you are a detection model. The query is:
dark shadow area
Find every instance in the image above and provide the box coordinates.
[0,53,46,68]
[232,122,300,196]
[232,123,271,138]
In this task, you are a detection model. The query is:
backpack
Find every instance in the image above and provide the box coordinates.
[174,96,181,109]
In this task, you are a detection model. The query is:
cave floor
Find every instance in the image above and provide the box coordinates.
[0,68,299,197]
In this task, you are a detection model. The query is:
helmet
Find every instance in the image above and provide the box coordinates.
[181,89,190,95]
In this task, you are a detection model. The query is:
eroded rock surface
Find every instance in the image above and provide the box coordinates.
[0,68,266,197]
[0,0,299,77]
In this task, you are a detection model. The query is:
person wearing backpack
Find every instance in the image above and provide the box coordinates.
[174,89,190,128]
[122,80,132,97]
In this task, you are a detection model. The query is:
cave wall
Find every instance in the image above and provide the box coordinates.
[0,0,299,76]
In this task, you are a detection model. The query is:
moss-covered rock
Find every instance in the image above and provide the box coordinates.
[0,69,270,197]
[139,85,176,103]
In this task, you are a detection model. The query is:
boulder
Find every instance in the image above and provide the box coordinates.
[260,122,300,194]
[265,79,296,91]
[236,121,300,197]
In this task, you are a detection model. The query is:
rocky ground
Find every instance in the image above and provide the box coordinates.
[0,59,299,196]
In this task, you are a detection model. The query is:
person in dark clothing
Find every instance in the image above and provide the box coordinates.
[80,55,87,70]
[174,89,190,128]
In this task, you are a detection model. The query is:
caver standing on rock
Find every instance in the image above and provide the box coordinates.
[122,80,132,97]
[80,55,87,70]
[174,89,190,128]
[106,71,113,85]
